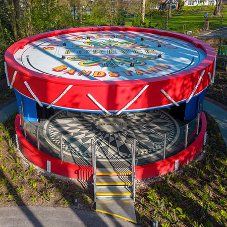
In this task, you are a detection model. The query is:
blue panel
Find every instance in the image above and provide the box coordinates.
[185,89,207,120]
[14,90,37,122]
[14,89,22,113]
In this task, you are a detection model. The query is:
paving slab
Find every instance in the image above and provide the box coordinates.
[0,206,139,227]
[203,100,227,146]
[0,101,17,123]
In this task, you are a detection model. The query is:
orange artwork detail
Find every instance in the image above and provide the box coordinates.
[93,71,106,77]
[109,72,120,77]
[135,70,150,75]
[52,65,68,72]
[43,47,54,50]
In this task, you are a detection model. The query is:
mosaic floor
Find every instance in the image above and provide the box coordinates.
[40,109,180,165]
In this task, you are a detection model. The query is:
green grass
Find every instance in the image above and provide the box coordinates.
[136,112,227,226]
[125,10,227,33]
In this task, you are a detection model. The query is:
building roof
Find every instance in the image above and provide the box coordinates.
[165,0,178,4]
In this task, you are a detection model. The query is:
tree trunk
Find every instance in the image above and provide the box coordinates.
[168,1,172,19]
[213,0,223,16]
[4,0,18,40]
[79,0,83,24]
[13,0,22,39]
[141,0,146,23]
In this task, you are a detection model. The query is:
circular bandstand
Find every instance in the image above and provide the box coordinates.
[5,26,216,180]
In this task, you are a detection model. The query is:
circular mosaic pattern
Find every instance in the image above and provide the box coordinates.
[43,110,179,163]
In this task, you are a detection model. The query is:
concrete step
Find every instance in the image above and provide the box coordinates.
[96,167,132,176]
[96,199,137,223]
[96,160,131,169]
[96,185,132,198]
[96,175,132,186]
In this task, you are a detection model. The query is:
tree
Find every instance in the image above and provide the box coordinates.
[213,0,223,16]
[3,0,21,40]
[168,0,172,19]
[141,0,146,23]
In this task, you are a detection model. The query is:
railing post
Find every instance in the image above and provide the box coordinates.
[163,133,166,160]
[60,135,63,161]
[91,139,96,203]
[24,122,27,138]
[36,124,40,150]
[132,139,136,202]
[19,106,22,126]
[185,124,189,149]
[196,112,200,135]
[15,134,19,149]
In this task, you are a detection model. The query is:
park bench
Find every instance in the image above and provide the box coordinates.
[217,45,227,71]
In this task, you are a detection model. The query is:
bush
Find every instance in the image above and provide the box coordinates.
[132,14,142,27]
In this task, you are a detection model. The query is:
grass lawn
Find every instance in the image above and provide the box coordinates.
[135,112,227,226]
[125,10,227,33]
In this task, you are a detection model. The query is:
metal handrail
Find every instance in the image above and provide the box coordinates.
[91,139,97,203]
[132,139,136,202]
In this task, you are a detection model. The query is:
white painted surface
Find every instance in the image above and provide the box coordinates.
[14,31,206,81]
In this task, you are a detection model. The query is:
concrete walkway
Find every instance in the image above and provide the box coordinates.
[197,27,227,39]
[0,206,138,227]
[203,100,227,146]
[0,100,17,123]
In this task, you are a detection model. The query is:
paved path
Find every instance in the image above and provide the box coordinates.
[0,100,17,123]
[0,206,138,227]
[198,27,227,39]
[203,100,227,146]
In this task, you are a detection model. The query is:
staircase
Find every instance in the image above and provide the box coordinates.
[92,140,137,224]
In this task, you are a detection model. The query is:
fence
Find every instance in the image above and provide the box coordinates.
[20,111,200,167]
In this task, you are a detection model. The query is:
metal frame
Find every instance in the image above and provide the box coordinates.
[87,94,111,115]
[36,124,40,150]
[186,70,205,103]
[60,135,63,161]
[163,133,167,159]
[4,62,10,86]
[161,89,179,106]
[116,85,149,115]
[197,112,200,135]
[10,71,17,89]
[47,85,73,109]
[91,139,97,203]
[185,124,189,149]
[132,139,136,202]
[24,81,43,107]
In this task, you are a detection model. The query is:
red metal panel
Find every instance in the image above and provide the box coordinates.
[6,27,216,112]
[15,114,93,180]
[135,112,207,179]
[15,112,206,180]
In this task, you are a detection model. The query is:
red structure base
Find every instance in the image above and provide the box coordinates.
[15,112,207,181]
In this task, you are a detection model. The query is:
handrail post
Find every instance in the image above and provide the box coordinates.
[91,139,96,203]
[163,133,166,160]
[60,135,63,161]
[19,106,22,126]
[196,112,200,135]
[132,139,136,202]
[185,124,189,149]
[24,122,27,138]
[36,124,40,150]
